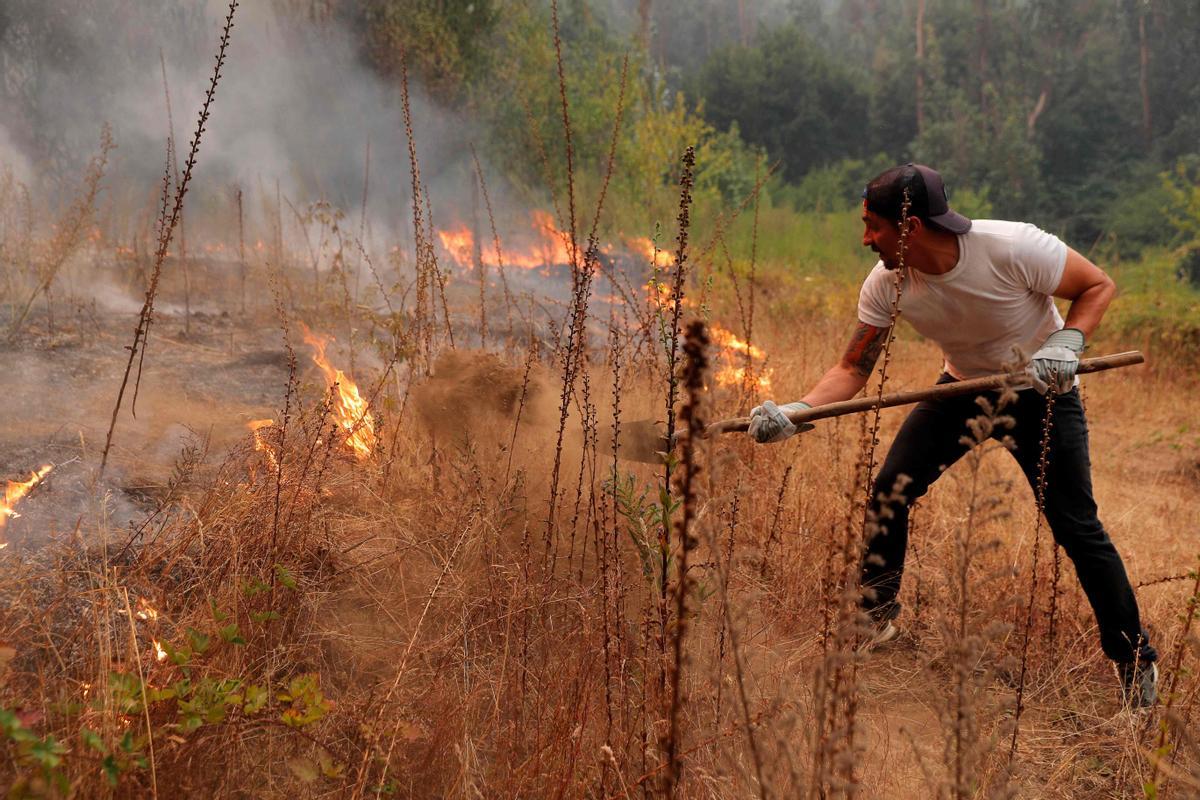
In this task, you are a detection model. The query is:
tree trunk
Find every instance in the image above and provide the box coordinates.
[916,0,926,136]
[976,0,991,118]
[1139,7,1152,147]
[637,0,652,52]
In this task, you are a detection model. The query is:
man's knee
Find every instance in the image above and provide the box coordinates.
[1047,515,1117,559]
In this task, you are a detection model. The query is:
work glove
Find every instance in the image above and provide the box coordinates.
[747,400,815,444]
[1026,327,1085,395]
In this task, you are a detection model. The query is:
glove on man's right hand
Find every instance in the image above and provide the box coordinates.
[747,400,814,444]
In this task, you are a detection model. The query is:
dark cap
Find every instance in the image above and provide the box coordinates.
[863,163,971,234]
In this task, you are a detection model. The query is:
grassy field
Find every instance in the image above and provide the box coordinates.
[1,166,1199,799]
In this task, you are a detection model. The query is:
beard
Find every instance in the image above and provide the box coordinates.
[873,247,901,271]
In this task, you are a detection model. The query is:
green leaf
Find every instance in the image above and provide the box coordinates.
[278,674,332,728]
[28,736,66,768]
[163,640,192,667]
[146,685,177,703]
[243,684,268,715]
[102,754,120,786]
[80,728,106,754]
[244,577,271,597]
[0,707,22,736]
[218,624,245,645]
[186,628,211,655]
[251,610,280,623]
[275,564,298,590]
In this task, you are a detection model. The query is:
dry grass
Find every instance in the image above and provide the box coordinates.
[2,221,1198,797]
[2,15,1199,800]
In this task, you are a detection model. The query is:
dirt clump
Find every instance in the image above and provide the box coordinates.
[412,350,549,447]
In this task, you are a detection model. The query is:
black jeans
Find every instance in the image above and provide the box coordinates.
[861,374,1156,664]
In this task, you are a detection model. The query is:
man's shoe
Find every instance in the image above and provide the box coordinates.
[859,618,899,652]
[1117,661,1158,709]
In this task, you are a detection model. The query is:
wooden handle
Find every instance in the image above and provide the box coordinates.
[706,350,1145,436]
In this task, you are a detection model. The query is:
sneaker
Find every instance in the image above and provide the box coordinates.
[859,619,899,652]
[1117,661,1158,709]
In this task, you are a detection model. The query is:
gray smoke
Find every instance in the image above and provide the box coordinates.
[0,0,484,248]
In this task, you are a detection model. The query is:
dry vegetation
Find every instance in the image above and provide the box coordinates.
[2,5,1200,799]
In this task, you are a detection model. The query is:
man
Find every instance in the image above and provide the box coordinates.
[748,164,1158,707]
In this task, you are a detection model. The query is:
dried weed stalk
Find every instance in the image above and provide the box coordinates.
[100,1,239,472]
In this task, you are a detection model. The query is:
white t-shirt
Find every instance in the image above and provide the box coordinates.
[857,219,1069,379]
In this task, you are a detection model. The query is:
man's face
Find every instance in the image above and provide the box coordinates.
[861,203,903,270]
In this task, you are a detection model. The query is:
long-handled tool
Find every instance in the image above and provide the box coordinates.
[615,351,1144,462]
[705,350,1144,437]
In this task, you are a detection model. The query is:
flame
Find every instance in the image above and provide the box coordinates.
[709,325,773,392]
[437,226,476,267]
[1,465,53,546]
[528,210,574,266]
[626,236,675,268]
[247,418,279,470]
[152,640,167,662]
[710,325,766,361]
[298,327,377,460]
[714,365,774,392]
[644,280,695,314]
[135,597,159,622]
[639,277,772,391]
[435,210,576,272]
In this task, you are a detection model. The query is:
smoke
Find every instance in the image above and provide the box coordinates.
[0,125,34,187]
[0,0,484,247]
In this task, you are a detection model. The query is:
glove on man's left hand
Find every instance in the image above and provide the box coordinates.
[1027,327,1085,395]
[747,400,815,444]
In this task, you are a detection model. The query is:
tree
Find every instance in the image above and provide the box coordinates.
[693,25,869,182]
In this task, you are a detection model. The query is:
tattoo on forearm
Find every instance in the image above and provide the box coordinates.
[843,323,886,377]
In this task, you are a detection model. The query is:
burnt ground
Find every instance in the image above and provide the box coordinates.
[0,296,303,550]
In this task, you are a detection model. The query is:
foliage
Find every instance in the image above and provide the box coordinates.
[774,154,895,214]
[341,0,499,102]
[678,0,1200,251]
[459,2,763,234]
[1,597,336,793]
[693,25,869,183]
[1162,156,1200,246]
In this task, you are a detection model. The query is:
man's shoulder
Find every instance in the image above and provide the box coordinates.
[964,218,1034,242]
[964,219,1060,261]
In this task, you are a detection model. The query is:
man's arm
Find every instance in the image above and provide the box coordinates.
[1054,247,1116,337]
[800,322,888,406]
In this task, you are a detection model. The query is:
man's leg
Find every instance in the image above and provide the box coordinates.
[861,378,978,621]
[1005,388,1156,663]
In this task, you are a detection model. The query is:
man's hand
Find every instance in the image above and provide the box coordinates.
[748,401,815,444]
[1027,327,1085,394]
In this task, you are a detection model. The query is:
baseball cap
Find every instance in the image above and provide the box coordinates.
[862,163,972,234]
